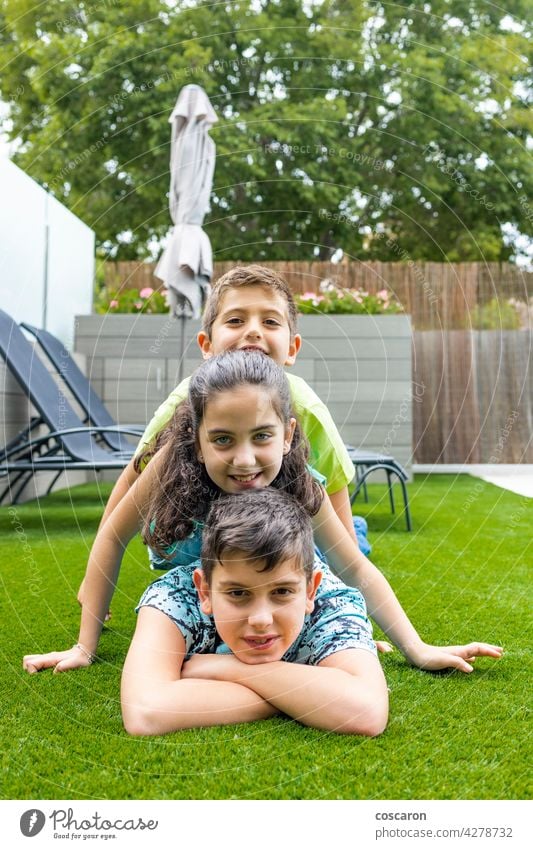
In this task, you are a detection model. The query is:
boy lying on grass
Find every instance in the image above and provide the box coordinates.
[122,488,389,736]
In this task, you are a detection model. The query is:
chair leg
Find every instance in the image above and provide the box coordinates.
[12,471,35,504]
[46,470,64,496]
[351,462,412,532]
[357,464,369,502]
[387,470,395,514]
[0,470,28,504]
[350,478,361,506]
[399,477,412,531]
[362,476,369,502]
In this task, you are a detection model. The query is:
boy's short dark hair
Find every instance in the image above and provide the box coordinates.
[202,264,299,340]
[201,489,315,584]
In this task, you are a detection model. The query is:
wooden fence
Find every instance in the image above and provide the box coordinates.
[100,260,532,463]
[413,330,532,463]
[103,260,533,329]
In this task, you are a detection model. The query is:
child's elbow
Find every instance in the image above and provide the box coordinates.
[122,705,157,737]
[121,699,168,737]
[335,697,388,737]
[351,712,388,738]
[338,714,387,738]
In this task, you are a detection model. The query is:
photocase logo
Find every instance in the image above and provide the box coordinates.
[20,809,46,837]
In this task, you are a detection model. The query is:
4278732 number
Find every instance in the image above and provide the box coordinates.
[461,827,513,838]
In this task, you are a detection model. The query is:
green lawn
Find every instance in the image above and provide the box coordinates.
[1,475,530,800]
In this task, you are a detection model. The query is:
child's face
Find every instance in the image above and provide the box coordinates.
[194,554,321,664]
[197,384,296,494]
[197,285,301,366]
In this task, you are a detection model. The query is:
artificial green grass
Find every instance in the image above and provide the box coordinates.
[1,475,531,800]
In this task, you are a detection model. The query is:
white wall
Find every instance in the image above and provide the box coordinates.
[0,159,94,348]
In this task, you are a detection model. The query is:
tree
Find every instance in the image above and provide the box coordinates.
[1,0,531,262]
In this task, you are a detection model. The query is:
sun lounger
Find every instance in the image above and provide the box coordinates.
[21,322,143,453]
[0,310,140,503]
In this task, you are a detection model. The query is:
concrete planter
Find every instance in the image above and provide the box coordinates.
[0,314,412,501]
[74,313,413,476]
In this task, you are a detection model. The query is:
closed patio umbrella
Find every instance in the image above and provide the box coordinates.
[155,84,217,377]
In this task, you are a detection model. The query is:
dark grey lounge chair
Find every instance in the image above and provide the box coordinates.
[21,322,143,453]
[346,446,412,531]
[0,310,141,503]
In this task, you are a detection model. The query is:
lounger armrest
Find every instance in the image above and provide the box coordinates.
[0,426,140,461]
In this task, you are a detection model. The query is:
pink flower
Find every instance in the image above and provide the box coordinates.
[354,293,363,304]
[110,299,118,308]
[377,289,389,300]
[301,291,317,300]
[135,301,143,310]
[140,287,154,298]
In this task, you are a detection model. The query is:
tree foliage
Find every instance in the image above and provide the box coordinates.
[1,0,531,262]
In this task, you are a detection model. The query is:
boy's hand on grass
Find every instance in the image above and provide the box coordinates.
[23,645,93,675]
[406,641,503,673]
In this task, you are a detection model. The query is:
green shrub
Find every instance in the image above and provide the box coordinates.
[469,298,521,330]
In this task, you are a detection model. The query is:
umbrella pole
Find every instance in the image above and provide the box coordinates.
[178,312,187,383]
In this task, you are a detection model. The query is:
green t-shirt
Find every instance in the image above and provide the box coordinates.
[136,373,354,495]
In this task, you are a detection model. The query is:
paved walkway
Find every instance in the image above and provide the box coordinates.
[413,464,533,498]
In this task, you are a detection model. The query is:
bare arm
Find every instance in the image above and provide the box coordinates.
[121,608,278,736]
[312,493,503,671]
[97,458,140,528]
[328,486,358,543]
[23,446,171,674]
[322,486,397,654]
[181,648,388,736]
[78,458,141,607]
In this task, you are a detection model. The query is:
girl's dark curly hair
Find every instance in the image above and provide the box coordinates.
[141,351,324,557]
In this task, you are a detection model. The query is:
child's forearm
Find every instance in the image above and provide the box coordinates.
[308,496,502,673]
[328,487,358,543]
[182,655,379,734]
[78,534,125,655]
[329,557,504,670]
[80,453,163,654]
[97,459,139,529]
[123,678,277,735]
[313,496,424,660]
[322,543,426,659]
[121,608,279,734]
[229,661,360,731]
[343,558,424,659]
[23,529,126,673]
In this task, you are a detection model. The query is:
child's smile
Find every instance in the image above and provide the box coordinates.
[194,553,321,664]
[198,285,301,367]
[197,384,296,494]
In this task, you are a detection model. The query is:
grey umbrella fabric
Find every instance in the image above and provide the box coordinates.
[155,85,217,318]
